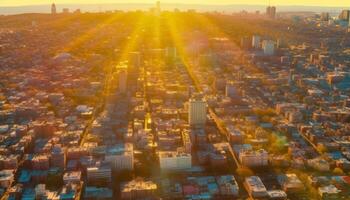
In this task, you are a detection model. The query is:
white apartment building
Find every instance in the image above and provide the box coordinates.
[252,35,261,48]
[189,94,207,127]
[239,149,268,168]
[159,151,192,171]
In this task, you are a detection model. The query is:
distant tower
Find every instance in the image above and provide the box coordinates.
[155,1,161,16]
[252,35,261,49]
[156,1,161,12]
[266,6,276,19]
[118,68,128,94]
[51,3,57,14]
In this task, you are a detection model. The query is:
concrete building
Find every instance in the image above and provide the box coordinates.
[339,10,350,21]
[277,174,304,193]
[262,40,275,56]
[307,158,330,172]
[63,171,81,185]
[227,126,243,144]
[50,145,66,169]
[216,175,239,196]
[32,154,50,170]
[159,151,192,171]
[240,37,252,50]
[189,93,207,127]
[84,187,113,200]
[244,176,268,198]
[117,67,128,94]
[105,143,134,171]
[121,179,157,199]
[51,3,57,14]
[318,185,341,200]
[225,81,239,99]
[239,149,268,168]
[267,190,287,200]
[252,35,261,49]
[87,162,112,184]
[266,6,276,18]
[35,184,46,199]
[321,12,330,21]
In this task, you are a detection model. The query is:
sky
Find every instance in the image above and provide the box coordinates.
[0,0,350,7]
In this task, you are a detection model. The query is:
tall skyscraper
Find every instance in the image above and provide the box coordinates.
[266,6,276,19]
[51,3,57,14]
[156,1,161,13]
[262,40,275,56]
[189,93,207,127]
[252,35,261,49]
[320,12,330,21]
[118,68,128,94]
[339,10,350,21]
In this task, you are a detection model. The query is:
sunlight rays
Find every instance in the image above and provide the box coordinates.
[63,13,124,53]
[165,13,201,91]
[115,14,149,63]
[192,13,240,50]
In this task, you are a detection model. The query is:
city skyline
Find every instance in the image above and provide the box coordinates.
[0,1,350,200]
[1,0,350,7]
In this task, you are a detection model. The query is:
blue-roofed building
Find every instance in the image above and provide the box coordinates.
[21,188,35,200]
[18,170,31,185]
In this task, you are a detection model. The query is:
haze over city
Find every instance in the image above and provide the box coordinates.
[0,1,350,200]
[1,0,350,7]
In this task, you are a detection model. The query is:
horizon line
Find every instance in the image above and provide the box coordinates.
[0,2,349,9]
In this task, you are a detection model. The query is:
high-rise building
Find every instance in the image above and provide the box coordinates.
[156,1,161,15]
[262,40,275,56]
[252,35,261,49]
[266,6,276,19]
[117,67,128,94]
[188,93,207,127]
[104,143,134,171]
[240,36,252,50]
[321,12,330,21]
[339,10,350,21]
[51,3,57,14]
